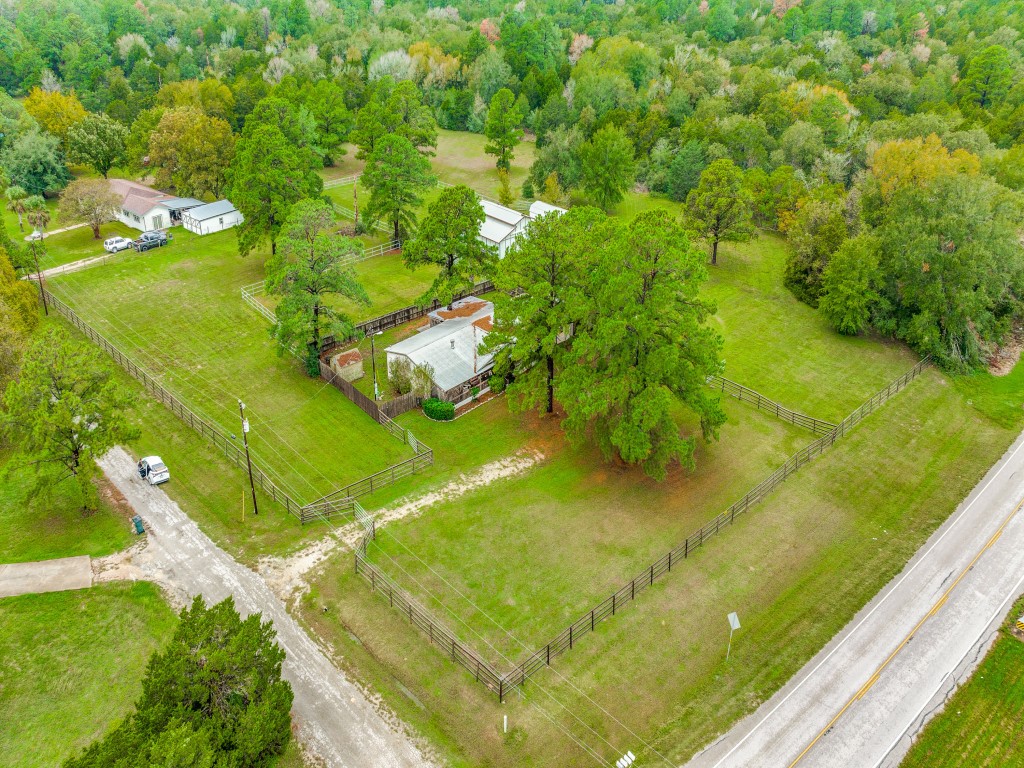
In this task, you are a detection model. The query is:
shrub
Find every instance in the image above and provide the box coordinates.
[521,179,534,198]
[423,397,455,421]
[488,374,506,393]
[389,357,413,395]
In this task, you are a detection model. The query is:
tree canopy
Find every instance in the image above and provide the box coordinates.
[362,133,435,241]
[64,596,293,768]
[3,327,139,511]
[558,210,726,479]
[402,185,495,309]
[265,199,369,374]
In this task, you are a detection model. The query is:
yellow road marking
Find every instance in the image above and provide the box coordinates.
[787,495,1024,768]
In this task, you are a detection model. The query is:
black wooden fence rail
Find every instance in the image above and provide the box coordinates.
[497,356,931,693]
[354,550,507,697]
[354,356,930,699]
[321,280,497,351]
[707,375,837,435]
[43,290,308,520]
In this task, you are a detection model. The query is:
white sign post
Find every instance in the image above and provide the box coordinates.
[726,612,741,661]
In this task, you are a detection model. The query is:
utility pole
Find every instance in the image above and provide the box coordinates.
[370,331,382,400]
[31,240,48,315]
[238,400,259,516]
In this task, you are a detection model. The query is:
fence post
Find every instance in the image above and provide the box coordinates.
[668,550,673,572]
[612,594,616,615]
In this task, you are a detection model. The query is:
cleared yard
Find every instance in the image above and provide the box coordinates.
[0,448,134,563]
[900,596,1024,768]
[46,228,414,502]
[0,582,177,768]
[364,398,808,661]
[301,364,1021,768]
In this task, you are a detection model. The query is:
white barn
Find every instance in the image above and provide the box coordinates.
[182,200,244,235]
[528,200,567,219]
[478,200,529,259]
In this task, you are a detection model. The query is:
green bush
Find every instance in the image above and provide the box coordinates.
[488,374,506,394]
[422,397,455,421]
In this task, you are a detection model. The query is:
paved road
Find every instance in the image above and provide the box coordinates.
[0,555,92,597]
[98,447,434,768]
[686,429,1024,768]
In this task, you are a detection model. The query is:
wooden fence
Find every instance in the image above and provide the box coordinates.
[352,507,507,697]
[353,356,931,698]
[707,375,837,435]
[48,287,437,526]
[43,290,308,520]
[321,279,496,350]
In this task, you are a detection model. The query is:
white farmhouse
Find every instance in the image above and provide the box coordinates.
[385,297,494,404]
[182,200,244,235]
[108,179,202,231]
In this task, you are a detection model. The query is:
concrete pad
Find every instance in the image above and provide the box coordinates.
[0,555,93,598]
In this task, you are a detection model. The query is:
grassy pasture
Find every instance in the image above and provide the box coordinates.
[45,227,414,503]
[0,582,176,768]
[302,363,1022,768]
[364,398,808,661]
[900,596,1024,768]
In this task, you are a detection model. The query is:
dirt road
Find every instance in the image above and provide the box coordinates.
[97,446,434,768]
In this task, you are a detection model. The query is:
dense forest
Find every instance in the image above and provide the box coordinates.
[2,0,1023,370]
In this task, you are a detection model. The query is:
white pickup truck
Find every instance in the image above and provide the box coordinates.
[137,456,170,485]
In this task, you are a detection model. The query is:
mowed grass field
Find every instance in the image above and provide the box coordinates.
[45,228,414,503]
[302,362,1022,768]
[901,596,1024,768]
[0,448,133,563]
[0,582,177,768]
[364,399,809,661]
[321,128,536,200]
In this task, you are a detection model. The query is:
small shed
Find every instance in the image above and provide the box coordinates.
[182,199,244,235]
[330,348,363,382]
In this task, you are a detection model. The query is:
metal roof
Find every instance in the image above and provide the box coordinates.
[386,299,494,391]
[185,199,239,221]
[478,200,526,245]
[163,198,204,210]
[529,200,567,218]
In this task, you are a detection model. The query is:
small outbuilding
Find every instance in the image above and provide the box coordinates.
[330,348,364,382]
[478,200,529,259]
[182,200,244,235]
[528,200,567,219]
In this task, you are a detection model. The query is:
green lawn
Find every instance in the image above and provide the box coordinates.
[46,228,414,503]
[0,448,134,564]
[364,397,808,661]
[301,362,1023,768]
[706,234,917,422]
[0,582,177,768]
[32,220,139,270]
[321,129,535,201]
[901,596,1024,768]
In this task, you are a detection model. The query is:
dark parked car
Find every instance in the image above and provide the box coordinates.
[133,230,172,251]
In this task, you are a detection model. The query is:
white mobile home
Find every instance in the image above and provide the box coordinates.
[109,179,173,231]
[182,200,244,235]
[385,297,495,404]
